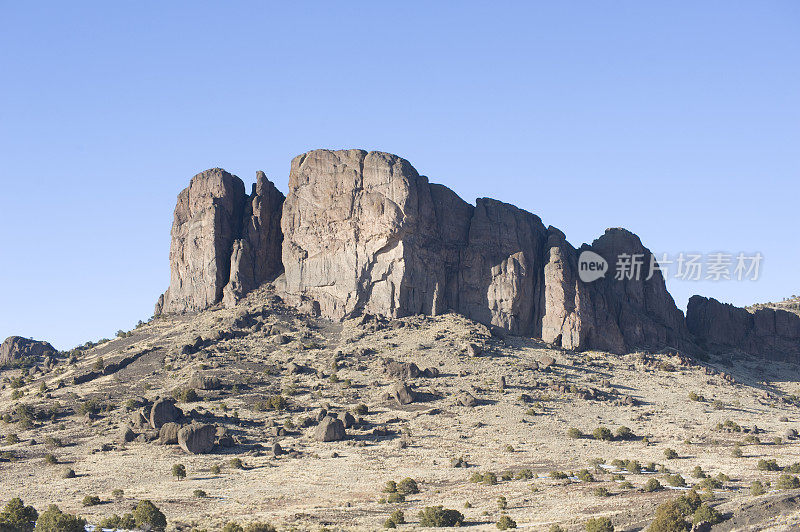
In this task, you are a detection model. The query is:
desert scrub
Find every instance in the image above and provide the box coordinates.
[497,496,507,510]
[777,474,800,489]
[577,469,595,482]
[383,481,398,493]
[353,403,369,416]
[757,458,781,471]
[210,464,222,475]
[663,448,678,459]
[193,489,207,498]
[691,466,706,479]
[44,454,58,465]
[593,486,611,497]
[229,457,244,469]
[397,477,419,495]
[82,495,101,506]
[593,426,613,441]
[34,504,86,532]
[692,504,722,525]
[515,469,533,480]
[174,387,199,403]
[643,478,663,492]
[386,492,405,503]
[112,488,124,500]
[688,391,704,402]
[497,515,517,529]
[664,474,686,487]
[731,443,743,458]
[384,509,405,528]
[470,471,498,485]
[716,419,741,432]
[567,427,583,439]
[550,471,568,480]
[585,516,613,532]
[615,426,633,440]
[132,499,167,531]
[5,433,20,444]
[99,513,136,530]
[62,468,76,479]
[418,506,464,527]
[750,480,767,495]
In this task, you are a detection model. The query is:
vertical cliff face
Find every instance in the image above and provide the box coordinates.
[155,168,284,315]
[279,149,694,354]
[687,295,800,361]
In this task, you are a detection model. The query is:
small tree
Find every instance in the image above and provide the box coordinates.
[33,505,85,532]
[172,463,187,480]
[0,497,38,532]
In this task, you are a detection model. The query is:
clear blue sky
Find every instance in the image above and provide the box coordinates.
[1,2,798,350]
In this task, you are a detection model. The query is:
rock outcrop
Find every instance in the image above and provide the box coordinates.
[177,423,216,454]
[0,336,57,366]
[687,295,800,361]
[156,169,284,315]
[280,149,692,354]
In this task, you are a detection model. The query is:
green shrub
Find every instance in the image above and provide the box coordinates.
[688,391,703,402]
[550,471,568,480]
[593,427,613,441]
[386,492,405,503]
[482,472,498,485]
[99,514,135,529]
[193,489,207,498]
[664,448,678,459]
[211,464,222,475]
[577,469,595,482]
[691,466,706,479]
[0,497,38,532]
[33,505,85,532]
[229,457,244,469]
[111,489,124,500]
[44,454,58,465]
[383,480,397,493]
[585,516,614,532]
[731,444,743,458]
[353,404,369,416]
[626,460,642,474]
[615,426,633,440]
[172,463,186,480]
[6,434,20,444]
[243,523,277,532]
[777,474,800,490]
[643,478,662,492]
[692,504,722,525]
[751,480,766,495]
[568,427,583,439]
[223,524,244,532]
[82,495,101,506]
[757,458,781,471]
[594,487,611,497]
[497,496,507,510]
[132,500,167,531]
[665,474,686,487]
[397,477,419,495]
[497,515,517,530]
[646,502,689,532]
[176,388,199,403]
[418,506,464,527]
[515,468,533,480]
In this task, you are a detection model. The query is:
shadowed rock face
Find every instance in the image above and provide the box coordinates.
[156,168,284,315]
[280,149,693,354]
[687,295,800,361]
[0,336,57,366]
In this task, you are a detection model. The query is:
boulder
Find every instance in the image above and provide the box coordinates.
[342,412,356,429]
[384,360,421,380]
[158,422,180,445]
[455,391,478,407]
[189,372,221,391]
[118,426,136,443]
[177,423,216,454]
[389,382,417,405]
[313,416,346,442]
[149,398,182,429]
[0,336,57,366]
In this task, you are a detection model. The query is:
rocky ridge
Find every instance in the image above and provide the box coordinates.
[153,148,796,359]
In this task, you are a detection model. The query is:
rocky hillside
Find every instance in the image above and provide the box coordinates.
[3,285,800,530]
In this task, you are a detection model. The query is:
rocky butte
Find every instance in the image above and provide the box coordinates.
[153,148,800,360]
